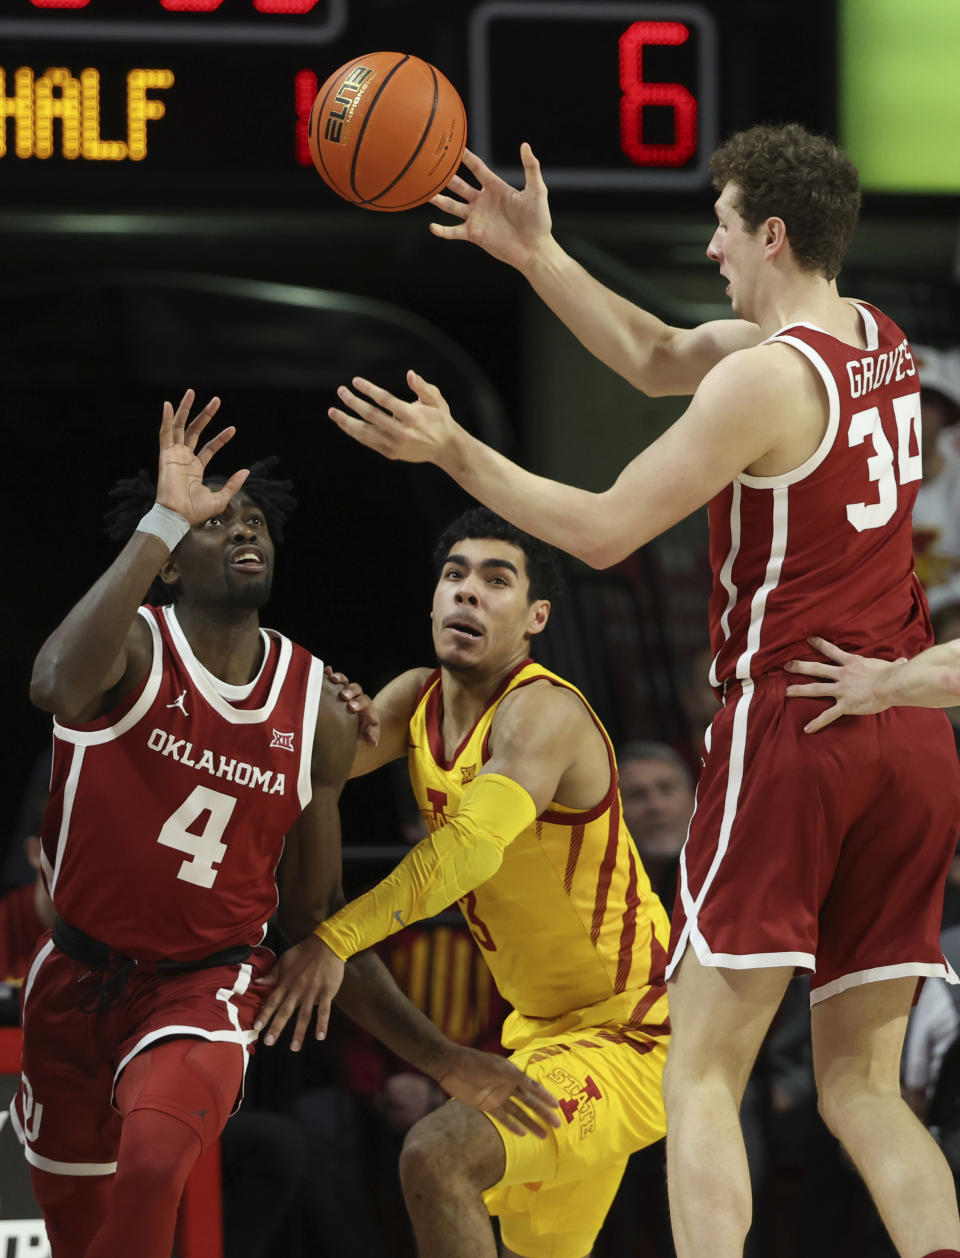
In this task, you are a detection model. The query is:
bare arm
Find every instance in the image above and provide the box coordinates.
[348,667,432,779]
[30,391,248,722]
[330,346,790,569]
[786,636,960,733]
[430,145,761,396]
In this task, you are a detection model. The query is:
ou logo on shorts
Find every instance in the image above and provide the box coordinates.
[20,1072,43,1142]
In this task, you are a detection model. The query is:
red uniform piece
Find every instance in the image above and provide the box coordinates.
[12,603,325,1173]
[668,303,960,999]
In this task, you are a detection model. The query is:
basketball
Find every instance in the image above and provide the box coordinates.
[308,51,467,212]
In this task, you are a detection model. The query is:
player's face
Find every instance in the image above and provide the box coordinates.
[619,759,694,858]
[706,182,765,320]
[167,491,275,611]
[431,537,549,679]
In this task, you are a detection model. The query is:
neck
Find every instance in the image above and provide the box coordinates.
[438,652,529,738]
[753,271,845,339]
[172,603,264,686]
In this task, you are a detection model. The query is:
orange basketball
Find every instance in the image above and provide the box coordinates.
[308,51,467,212]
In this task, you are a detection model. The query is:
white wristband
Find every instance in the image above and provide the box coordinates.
[136,503,190,552]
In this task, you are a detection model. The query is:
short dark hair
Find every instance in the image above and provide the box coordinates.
[433,508,564,603]
[710,123,861,281]
[104,457,296,605]
[617,740,693,789]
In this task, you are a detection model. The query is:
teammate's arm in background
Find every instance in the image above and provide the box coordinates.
[263,678,560,1135]
[30,391,247,723]
[786,636,960,733]
[430,145,762,397]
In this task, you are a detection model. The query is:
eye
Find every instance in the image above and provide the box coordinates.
[248,514,264,527]
[203,516,222,529]
[489,575,508,586]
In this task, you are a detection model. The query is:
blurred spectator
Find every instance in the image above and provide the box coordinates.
[911,344,960,612]
[618,740,695,908]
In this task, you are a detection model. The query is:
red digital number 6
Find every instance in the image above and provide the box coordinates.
[619,20,697,168]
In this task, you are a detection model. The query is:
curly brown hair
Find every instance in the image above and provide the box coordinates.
[710,123,861,281]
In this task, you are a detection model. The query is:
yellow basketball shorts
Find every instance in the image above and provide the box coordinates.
[482,1024,667,1258]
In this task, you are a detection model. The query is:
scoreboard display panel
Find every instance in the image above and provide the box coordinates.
[0,0,838,208]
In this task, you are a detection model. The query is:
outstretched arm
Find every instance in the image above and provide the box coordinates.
[330,345,789,568]
[30,391,248,722]
[430,145,761,396]
[786,636,960,733]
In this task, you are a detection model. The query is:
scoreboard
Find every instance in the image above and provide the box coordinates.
[0,0,839,208]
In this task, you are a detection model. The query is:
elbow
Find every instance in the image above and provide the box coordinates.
[30,656,66,715]
[576,510,638,570]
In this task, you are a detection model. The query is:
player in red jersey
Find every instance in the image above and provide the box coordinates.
[326,124,960,1258]
[16,391,558,1258]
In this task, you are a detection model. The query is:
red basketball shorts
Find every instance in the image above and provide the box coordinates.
[666,671,960,1004]
[9,939,274,1174]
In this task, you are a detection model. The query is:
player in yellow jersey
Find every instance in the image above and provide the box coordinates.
[257,507,671,1258]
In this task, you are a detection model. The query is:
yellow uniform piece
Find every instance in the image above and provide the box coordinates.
[409,659,670,1258]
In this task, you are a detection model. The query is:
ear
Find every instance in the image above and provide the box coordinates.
[158,556,180,589]
[526,599,551,638]
[764,216,788,260]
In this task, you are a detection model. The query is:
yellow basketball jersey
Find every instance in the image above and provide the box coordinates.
[407,659,671,1049]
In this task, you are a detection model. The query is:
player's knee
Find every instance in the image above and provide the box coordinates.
[816,1071,901,1136]
[399,1110,465,1199]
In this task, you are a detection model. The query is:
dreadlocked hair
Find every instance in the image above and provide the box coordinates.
[104,457,296,606]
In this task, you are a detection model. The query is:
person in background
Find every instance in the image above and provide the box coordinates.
[617,741,693,909]
[911,345,960,613]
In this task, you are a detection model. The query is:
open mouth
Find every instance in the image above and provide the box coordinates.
[229,547,267,573]
[444,619,483,639]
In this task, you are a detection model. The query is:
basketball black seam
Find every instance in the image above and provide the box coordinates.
[313,62,363,200]
[355,63,439,207]
[349,55,411,198]
[367,135,465,210]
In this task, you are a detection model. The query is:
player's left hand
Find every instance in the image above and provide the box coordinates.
[784,635,901,733]
[324,664,380,746]
[253,933,344,1051]
[435,1044,562,1139]
[329,370,458,466]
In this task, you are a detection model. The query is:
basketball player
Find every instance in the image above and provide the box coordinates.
[16,393,557,1258]
[325,125,960,1258]
[256,507,671,1258]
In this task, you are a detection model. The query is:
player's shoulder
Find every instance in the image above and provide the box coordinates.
[699,338,813,407]
[494,672,594,730]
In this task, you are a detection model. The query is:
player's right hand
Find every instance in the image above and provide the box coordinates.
[437,1045,562,1139]
[428,143,552,272]
[253,932,344,1052]
[156,388,249,526]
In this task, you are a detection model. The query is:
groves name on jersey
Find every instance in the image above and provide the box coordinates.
[709,301,931,688]
[41,605,324,962]
[408,659,671,1050]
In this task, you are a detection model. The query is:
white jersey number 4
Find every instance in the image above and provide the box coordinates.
[157,785,237,887]
[846,393,922,532]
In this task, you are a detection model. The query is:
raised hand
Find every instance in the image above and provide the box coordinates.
[253,932,345,1052]
[156,388,249,525]
[437,1045,561,1139]
[329,370,458,467]
[785,636,902,733]
[429,144,552,271]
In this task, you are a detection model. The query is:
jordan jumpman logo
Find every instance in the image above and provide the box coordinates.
[166,690,190,716]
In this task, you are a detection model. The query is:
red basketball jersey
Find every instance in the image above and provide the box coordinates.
[708,301,931,687]
[40,605,324,962]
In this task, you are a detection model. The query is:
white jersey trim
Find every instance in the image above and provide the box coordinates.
[738,333,842,489]
[667,681,756,981]
[810,960,956,1006]
[52,610,165,748]
[8,1102,118,1176]
[709,481,742,688]
[21,938,54,1009]
[48,746,84,897]
[297,657,325,811]
[735,486,789,681]
[163,606,292,724]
